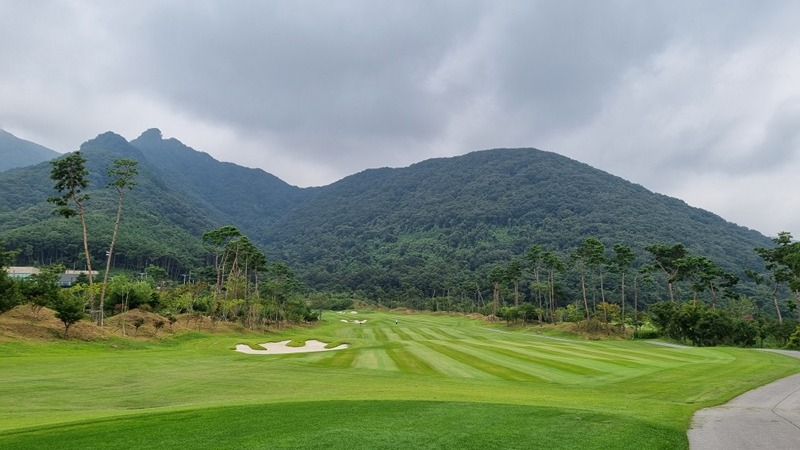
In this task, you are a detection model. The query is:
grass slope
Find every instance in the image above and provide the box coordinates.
[0,310,798,449]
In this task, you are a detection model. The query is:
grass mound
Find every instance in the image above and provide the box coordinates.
[0,401,681,450]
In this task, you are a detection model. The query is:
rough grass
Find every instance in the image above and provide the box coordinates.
[0,309,798,449]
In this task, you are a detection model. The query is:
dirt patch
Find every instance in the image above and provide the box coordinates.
[0,305,115,341]
[0,305,247,342]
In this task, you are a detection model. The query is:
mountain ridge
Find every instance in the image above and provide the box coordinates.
[260,146,769,296]
[0,129,61,171]
[0,129,774,301]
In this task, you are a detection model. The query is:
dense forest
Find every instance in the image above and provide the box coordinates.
[263,148,771,303]
[2,128,799,347]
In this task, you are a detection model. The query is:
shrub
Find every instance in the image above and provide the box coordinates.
[52,290,86,338]
[647,301,759,347]
[633,329,660,339]
[788,326,800,349]
[132,317,146,334]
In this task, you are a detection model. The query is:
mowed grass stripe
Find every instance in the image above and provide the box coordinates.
[352,348,398,371]
[509,341,652,368]
[313,348,359,369]
[466,344,656,383]
[385,346,441,376]
[409,328,437,340]
[360,328,376,341]
[398,328,433,341]
[419,341,543,382]
[401,342,498,379]
[608,345,723,363]
[540,340,709,364]
[393,328,415,341]
[418,327,464,341]
[432,340,615,384]
[500,341,650,371]
[372,327,389,342]
[381,328,405,342]
[511,343,655,368]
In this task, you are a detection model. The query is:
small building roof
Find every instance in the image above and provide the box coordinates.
[64,270,98,275]
[5,267,42,275]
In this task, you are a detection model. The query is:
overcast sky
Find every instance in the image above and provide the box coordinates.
[2,1,799,237]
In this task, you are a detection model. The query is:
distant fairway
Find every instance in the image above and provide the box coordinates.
[1,311,798,449]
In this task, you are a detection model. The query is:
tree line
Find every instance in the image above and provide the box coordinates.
[0,224,327,336]
[475,234,800,347]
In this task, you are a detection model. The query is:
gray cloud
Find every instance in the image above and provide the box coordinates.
[1,0,800,235]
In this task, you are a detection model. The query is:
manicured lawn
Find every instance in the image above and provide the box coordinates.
[0,311,798,449]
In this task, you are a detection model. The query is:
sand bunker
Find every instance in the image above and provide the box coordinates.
[235,339,348,355]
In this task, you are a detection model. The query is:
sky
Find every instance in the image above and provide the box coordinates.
[1,1,799,237]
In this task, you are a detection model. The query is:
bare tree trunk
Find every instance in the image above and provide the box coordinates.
[549,272,556,323]
[772,282,783,325]
[599,272,606,303]
[98,190,125,326]
[633,275,639,331]
[620,272,626,331]
[75,197,93,284]
[492,282,499,320]
[581,271,590,320]
[534,268,542,310]
[710,285,717,309]
[796,290,800,320]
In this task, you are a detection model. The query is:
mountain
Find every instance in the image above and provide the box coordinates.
[0,132,221,273]
[262,148,771,297]
[129,128,305,238]
[0,129,306,275]
[0,130,774,303]
[0,129,61,171]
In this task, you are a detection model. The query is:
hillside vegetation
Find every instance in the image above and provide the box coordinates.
[264,148,770,300]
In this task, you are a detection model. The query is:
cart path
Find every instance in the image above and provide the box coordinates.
[688,349,800,450]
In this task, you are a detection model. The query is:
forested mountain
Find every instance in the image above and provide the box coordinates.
[262,148,772,299]
[0,132,220,273]
[0,130,775,305]
[0,129,312,276]
[0,129,60,171]
[129,129,305,238]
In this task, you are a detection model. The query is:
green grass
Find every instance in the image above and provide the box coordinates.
[0,310,798,449]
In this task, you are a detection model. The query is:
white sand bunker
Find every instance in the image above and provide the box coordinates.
[235,340,348,355]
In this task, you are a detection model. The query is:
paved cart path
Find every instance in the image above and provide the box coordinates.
[688,350,800,450]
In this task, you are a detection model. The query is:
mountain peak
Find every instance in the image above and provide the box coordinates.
[137,128,163,142]
[80,132,130,151]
